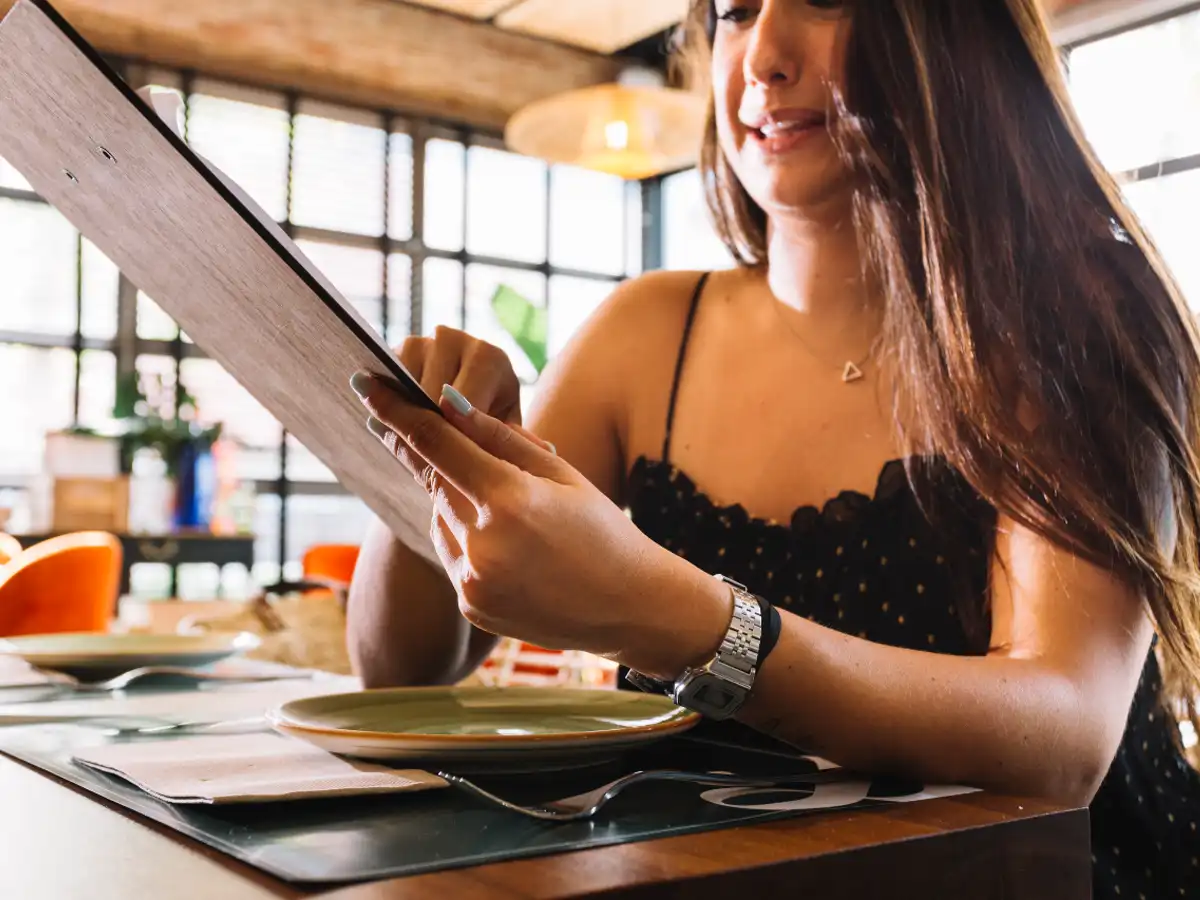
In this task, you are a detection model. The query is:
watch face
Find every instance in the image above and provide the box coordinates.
[675,673,744,720]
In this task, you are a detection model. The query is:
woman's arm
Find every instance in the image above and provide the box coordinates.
[711,515,1154,805]
[347,518,497,687]
[347,270,702,687]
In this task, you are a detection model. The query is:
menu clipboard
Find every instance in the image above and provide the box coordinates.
[0,0,442,564]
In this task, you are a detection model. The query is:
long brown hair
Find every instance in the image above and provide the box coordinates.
[680,0,1200,733]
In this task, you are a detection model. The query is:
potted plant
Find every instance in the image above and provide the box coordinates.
[113,370,223,530]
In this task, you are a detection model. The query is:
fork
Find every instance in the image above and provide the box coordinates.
[30,666,315,693]
[437,768,840,822]
[107,716,269,737]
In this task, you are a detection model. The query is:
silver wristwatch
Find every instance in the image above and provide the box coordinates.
[627,575,763,720]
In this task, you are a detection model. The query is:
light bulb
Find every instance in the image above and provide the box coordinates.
[603,119,630,151]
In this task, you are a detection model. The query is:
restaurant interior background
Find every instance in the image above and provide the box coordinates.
[0,0,1197,678]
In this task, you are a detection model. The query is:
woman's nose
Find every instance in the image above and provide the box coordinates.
[744,2,801,87]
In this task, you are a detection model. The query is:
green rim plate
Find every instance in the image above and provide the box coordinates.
[270,686,699,767]
[0,632,260,676]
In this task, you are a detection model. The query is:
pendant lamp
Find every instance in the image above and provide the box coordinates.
[504,66,707,181]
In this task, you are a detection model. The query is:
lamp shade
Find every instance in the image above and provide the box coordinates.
[504,81,707,181]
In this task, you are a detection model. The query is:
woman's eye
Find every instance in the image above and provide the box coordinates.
[715,4,755,25]
[716,1,843,25]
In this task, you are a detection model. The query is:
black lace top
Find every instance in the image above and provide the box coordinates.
[622,273,1200,899]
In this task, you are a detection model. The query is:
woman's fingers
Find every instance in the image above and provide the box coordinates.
[429,511,465,584]
[356,375,509,508]
[396,335,428,378]
[452,338,522,424]
[509,423,556,456]
[439,386,563,478]
[419,341,464,404]
[429,472,475,546]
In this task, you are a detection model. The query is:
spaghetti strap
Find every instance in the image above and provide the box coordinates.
[661,272,710,463]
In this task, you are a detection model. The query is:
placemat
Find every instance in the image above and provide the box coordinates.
[0,720,977,886]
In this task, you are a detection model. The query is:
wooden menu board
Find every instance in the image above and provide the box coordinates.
[0,0,441,565]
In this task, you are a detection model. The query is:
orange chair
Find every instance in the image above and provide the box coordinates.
[0,531,122,637]
[301,544,361,586]
[256,545,361,607]
[0,533,22,566]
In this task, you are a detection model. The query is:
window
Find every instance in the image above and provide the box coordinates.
[548,275,614,358]
[421,257,465,335]
[0,199,78,336]
[388,130,415,241]
[386,253,413,346]
[291,101,387,236]
[550,166,626,276]
[78,351,117,432]
[662,168,735,272]
[624,181,643,275]
[424,138,465,252]
[466,146,548,264]
[136,292,179,341]
[80,240,119,341]
[1123,168,1200,307]
[1068,11,1200,175]
[0,347,75,476]
[188,81,290,223]
[0,157,31,192]
[251,492,282,586]
[1068,9,1200,309]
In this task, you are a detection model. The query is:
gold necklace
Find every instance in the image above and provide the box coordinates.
[770,298,878,384]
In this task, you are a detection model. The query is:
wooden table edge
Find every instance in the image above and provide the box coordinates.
[312,793,1088,899]
[1,751,1088,900]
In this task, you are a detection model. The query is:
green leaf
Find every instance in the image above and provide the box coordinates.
[112,370,143,419]
[490,283,548,375]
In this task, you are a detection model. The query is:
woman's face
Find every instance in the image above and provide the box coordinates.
[711,0,854,219]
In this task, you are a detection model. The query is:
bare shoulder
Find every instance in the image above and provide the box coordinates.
[578,268,717,349]
[537,269,723,386]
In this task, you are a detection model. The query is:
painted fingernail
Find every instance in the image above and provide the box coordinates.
[350,372,373,399]
[441,384,473,416]
[367,416,391,441]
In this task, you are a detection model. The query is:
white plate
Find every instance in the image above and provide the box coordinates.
[270,686,700,773]
[0,632,261,678]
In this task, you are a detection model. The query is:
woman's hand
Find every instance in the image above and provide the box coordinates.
[350,373,732,680]
[398,326,523,426]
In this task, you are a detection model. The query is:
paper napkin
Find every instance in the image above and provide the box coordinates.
[72,732,446,804]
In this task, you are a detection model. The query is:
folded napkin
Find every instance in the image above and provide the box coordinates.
[72,732,447,804]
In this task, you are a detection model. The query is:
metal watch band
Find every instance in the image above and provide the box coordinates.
[706,575,763,691]
[622,575,764,706]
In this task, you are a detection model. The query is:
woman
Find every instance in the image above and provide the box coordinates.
[347,1,1200,895]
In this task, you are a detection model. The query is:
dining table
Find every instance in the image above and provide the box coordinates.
[0,617,1092,900]
[0,735,1090,900]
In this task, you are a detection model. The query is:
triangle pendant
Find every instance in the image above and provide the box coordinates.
[842,361,864,384]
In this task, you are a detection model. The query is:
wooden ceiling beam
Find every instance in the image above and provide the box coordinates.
[0,0,623,130]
